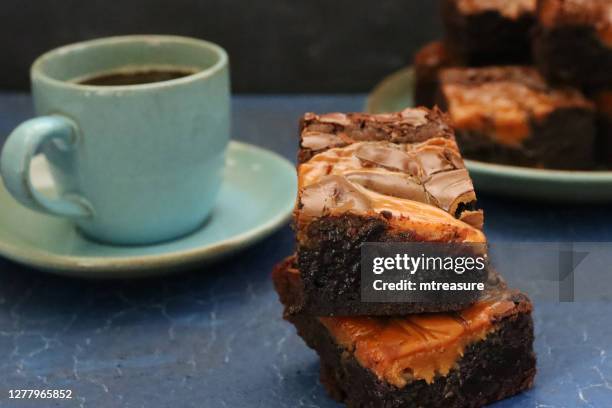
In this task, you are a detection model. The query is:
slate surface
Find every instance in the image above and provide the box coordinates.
[0,94,611,407]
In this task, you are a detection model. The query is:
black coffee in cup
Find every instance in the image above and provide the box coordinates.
[77,67,198,86]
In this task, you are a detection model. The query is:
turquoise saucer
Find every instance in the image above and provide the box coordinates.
[367,67,612,202]
[0,141,296,278]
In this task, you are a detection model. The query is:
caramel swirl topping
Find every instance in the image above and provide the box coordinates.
[297,139,483,235]
[320,298,518,387]
[441,67,593,146]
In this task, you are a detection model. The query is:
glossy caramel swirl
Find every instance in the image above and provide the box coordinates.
[441,67,593,146]
[320,298,518,387]
[297,138,484,239]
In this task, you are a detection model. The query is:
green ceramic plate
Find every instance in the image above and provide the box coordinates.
[0,141,296,278]
[366,67,612,202]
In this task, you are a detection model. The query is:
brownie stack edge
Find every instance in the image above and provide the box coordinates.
[294,107,487,316]
[272,107,537,408]
[414,0,610,169]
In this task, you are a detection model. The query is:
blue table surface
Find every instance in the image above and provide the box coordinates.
[0,93,611,408]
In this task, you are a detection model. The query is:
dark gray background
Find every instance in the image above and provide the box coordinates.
[1,0,442,92]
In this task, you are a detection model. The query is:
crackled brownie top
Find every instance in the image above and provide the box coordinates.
[299,107,454,163]
[319,294,530,387]
[452,0,536,19]
[440,66,594,146]
[538,0,612,46]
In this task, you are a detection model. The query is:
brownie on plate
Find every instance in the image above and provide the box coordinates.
[294,108,486,316]
[437,66,596,169]
[534,0,612,88]
[273,258,537,408]
[441,0,536,65]
[414,41,460,107]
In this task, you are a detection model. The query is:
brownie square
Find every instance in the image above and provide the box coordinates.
[295,108,487,316]
[414,41,461,107]
[273,258,537,408]
[437,66,596,169]
[441,0,536,65]
[534,0,612,88]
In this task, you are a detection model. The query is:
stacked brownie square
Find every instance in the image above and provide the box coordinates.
[437,66,595,169]
[415,0,538,108]
[413,0,610,169]
[441,0,536,65]
[533,0,612,89]
[273,107,536,407]
[534,0,612,166]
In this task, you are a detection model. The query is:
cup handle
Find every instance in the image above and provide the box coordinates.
[0,115,93,219]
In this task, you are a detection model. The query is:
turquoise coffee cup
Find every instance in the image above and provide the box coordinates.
[0,35,230,245]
